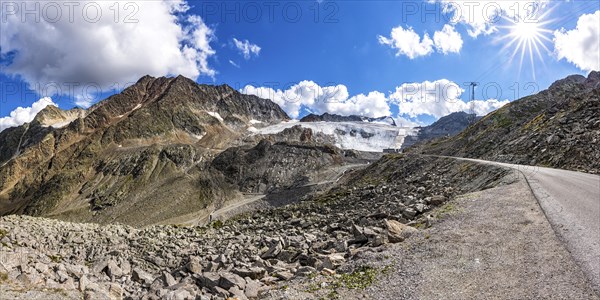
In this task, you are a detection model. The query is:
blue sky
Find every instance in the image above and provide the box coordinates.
[1,0,599,129]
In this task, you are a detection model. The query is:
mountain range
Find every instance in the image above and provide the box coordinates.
[0,72,599,299]
[1,71,598,228]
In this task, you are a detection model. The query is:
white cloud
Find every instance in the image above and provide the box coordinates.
[437,0,548,38]
[378,26,434,59]
[233,38,261,60]
[242,79,507,120]
[553,10,600,72]
[0,0,216,108]
[389,79,508,118]
[468,99,511,116]
[433,25,463,54]
[229,60,241,68]
[241,81,390,119]
[390,79,465,117]
[0,97,57,132]
[379,25,463,58]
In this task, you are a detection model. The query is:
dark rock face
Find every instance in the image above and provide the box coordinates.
[300,112,397,126]
[0,75,290,225]
[402,112,480,148]
[212,139,343,193]
[415,71,600,174]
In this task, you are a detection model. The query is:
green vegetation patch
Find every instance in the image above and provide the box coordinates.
[338,266,377,289]
[435,202,457,219]
[210,220,224,229]
[48,254,63,263]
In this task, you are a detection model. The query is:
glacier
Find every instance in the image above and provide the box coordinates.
[253,120,419,152]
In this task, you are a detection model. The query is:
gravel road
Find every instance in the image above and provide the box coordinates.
[447,157,600,293]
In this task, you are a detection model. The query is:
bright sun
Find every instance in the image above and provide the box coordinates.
[498,7,554,79]
[512,21,542,40]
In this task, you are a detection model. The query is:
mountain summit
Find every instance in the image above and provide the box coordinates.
[0,75,290,225]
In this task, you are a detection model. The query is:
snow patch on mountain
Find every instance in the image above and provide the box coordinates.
[207,111,224,122]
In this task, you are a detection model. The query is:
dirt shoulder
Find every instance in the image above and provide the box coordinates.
[267,172,599,299]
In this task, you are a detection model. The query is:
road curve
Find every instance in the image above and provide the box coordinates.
[443,156,600,292]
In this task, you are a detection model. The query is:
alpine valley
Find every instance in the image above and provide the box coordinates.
[0,72,598,300]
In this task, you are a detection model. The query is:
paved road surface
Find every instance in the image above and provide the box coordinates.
[445,156,600,292]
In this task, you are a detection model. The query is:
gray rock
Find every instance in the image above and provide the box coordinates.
[232,267,266,280]
[229,286,249,300]
[295,266,317,277]
[79,275,89,292]
[261,241,282,259]
[197,272,220,289]
[164,289,193,300]
[403,208,417,219]
[163,271,177,287]
[132,268,154,285]
[322,253,345,270]
[105,260,123,278]
[273,270,293,281]
[385,219,418,243]
[244,279,261,298]
[186,256,203,274]
[108,283,123,300]
[429,195,447,205]
[219,272,246,290]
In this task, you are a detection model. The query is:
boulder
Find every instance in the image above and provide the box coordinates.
[105,261,123,278]
[244,279,261,298]
[197,272,220,289]
[232,267,266,280]
[261,241,282,259]
[429,195,447,205]
[218,272,246,290]
[385,219,418,243]
[132,268,154,285]
[186,256,203,274]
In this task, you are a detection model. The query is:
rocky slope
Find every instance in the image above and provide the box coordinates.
[0,155,511,299]
[0,75,292,226]
[414,71,600,173]
[401,111,480,148]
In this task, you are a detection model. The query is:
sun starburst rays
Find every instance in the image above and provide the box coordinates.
[497,7,555,80]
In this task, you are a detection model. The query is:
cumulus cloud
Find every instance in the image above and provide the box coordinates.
[437,0,548,38]
[0,0,216,108]
[390,79,465,117]
[242,79,507,120]
[553,10,600,72]
[378,26,434,59]
[433,25,463,54]
[233,38,261,60]
[241,81,390,119]
[0,97,57,132]
[378,25,463,58]
[389,79,508,118]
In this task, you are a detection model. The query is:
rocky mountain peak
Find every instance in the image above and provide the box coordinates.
[548,74,587,90]
[585,70,600,88]
[32,105,85,128]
